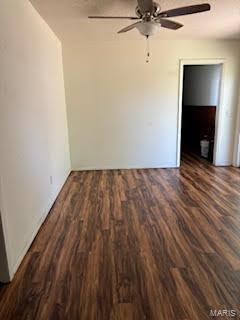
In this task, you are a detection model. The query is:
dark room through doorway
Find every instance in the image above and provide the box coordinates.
[180,64,222,163]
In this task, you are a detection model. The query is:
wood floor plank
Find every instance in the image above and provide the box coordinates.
[0,154,240,319]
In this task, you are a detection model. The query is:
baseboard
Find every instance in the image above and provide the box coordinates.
[214,161,232,167]
[9,206,50,280]
[9,170,71,281]
[72,163,178,171]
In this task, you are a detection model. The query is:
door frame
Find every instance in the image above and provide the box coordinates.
[233,94,240,167]
[176,59,225,167]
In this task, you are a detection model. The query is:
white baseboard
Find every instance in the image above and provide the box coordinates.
[9,207,49,280]
[214,161,232,167]
[9,170,71,281]
[72,163,178,171]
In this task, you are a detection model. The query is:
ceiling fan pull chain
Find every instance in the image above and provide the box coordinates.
[146,35,150,63]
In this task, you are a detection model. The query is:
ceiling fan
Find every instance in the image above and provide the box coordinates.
[89,1,211,37]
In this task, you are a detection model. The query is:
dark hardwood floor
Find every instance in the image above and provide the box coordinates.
[1,154,240,319]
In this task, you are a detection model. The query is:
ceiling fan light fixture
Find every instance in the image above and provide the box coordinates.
[136,21,160,36]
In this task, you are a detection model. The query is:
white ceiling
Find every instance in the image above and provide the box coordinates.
[30,0,240,42]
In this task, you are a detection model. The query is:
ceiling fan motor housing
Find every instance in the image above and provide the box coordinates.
[135,2,161,18]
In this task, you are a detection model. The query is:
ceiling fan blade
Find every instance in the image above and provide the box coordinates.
[88,16,140,20]
[117,22,141,34]
[137,0,154,13]
[159,18,183,30]
[160,3,211,18]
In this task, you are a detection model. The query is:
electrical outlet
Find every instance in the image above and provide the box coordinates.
[225,110,233,118]
[49,176,53,185]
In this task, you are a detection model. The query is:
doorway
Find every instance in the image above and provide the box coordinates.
[177,60,224,166]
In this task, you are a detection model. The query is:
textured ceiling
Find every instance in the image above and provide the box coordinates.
[30,0,240,42]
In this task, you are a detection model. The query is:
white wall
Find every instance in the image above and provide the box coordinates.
[183,64,222,106]
[63,40,240,169]
[0,0,71,281]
